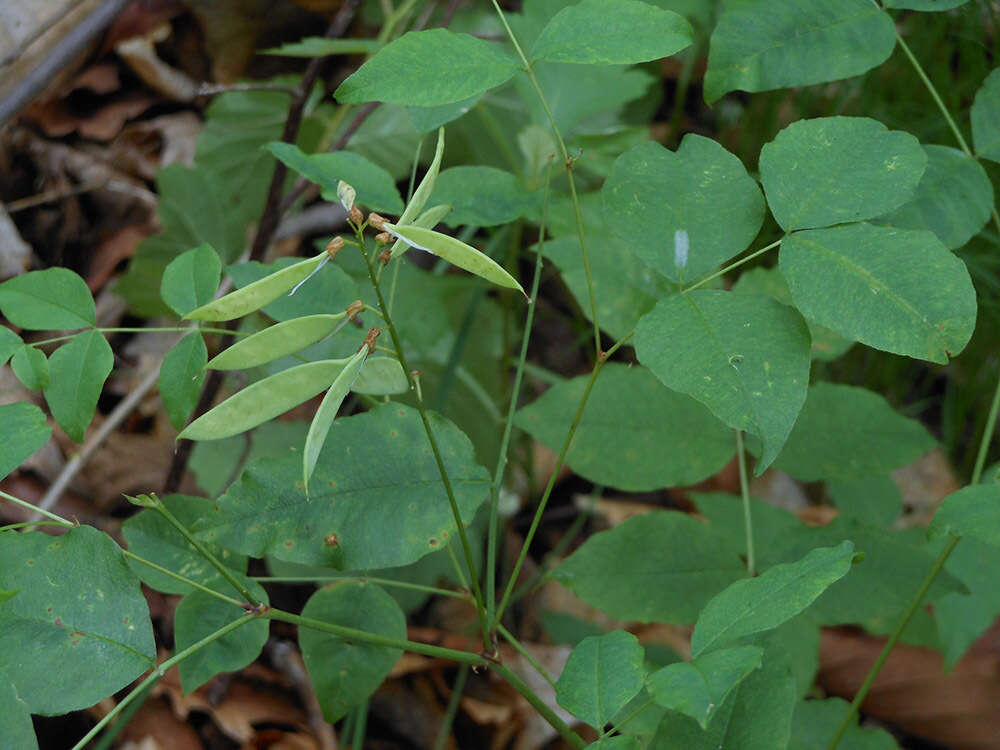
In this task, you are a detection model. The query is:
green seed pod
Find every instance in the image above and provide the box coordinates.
[184,252,327,322]
[206,313,348,371]
[389,127,445,258]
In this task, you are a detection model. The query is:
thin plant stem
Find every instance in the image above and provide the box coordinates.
[490,664,587,750]
[355,229,491,646]
[267,608,486,665]
[71,614,258,750]
[147,494,260,606]
[0,490,75,527]
[683,238,783,293]
[91,682,155,750]
[735,430,755,577]
[486,163,551,629]
[497,623,556,689]
[29,326,240,347]
[432,664,469,750]
[350,700,368,749]
[828,372,1000,749]
[490,0,601,355]
[0,521,69,532]
[603,697,655,738]
[123,551,245,608]
[251,575,471,600]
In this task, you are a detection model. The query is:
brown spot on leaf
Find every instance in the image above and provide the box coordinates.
[325,534,339,547]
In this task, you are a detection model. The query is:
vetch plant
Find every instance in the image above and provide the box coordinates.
[2,1,1000,749]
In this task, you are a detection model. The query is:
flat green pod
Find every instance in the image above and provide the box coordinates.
[206,314,347,370]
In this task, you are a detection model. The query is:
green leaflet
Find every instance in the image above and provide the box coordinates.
[703,0,896,104]
[429,166,539,227]
[206,314,348,370]
[934,537,1000,670]
[768,383,936,482]
[759,117,926,231]
[690,542,855,657]
[0,402,51,482]
[602,137,764,283]
[555,630,646,729]
[0,670,36,750]
[185,252,328,322]
[647,646,763,729]
[532,0,693,65]
[299,582,406,721]
[159,332,208,431]
[383,223,526,295]
[390,127,445,258]
[514,363,734,492]
[0,268,95,330]
[928,484,1000,546]
[304,348,368,498]
[335,30,519,106]
[265,143,404,214]
[972,67,1000,162]
[10,346,48,391]
[635,290,811,473]
[178,358,353,441]
[780,223,977,363]
[553,511,746,623]
[44,330,114,442]
[0,527,155,715]
[407,95,482,133]
[160,244,222,317]
[790,697,901,749]
[827,475,903,527]
[0,325,21,366]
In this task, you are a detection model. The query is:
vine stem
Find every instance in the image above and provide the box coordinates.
[490,663,588,750]
[735,430,755,576]
[486,163,551,630]
[489,0,601,356]
[494,331,633,628]
[355,227,491,648]
[827,372,1000,749]
[70,614,259,750]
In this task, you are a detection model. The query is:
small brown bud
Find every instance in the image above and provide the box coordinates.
[349,205,364,225]
[345,299,364,321]
[378,249,392,265]
[375,231,392,246]
[361,327,381,354]
[367,212,387,231]
[325,236,345,260]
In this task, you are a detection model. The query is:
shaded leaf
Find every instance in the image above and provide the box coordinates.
[827,475,902,527]
[972,67,1000,162]
[44,330,114,442]
[789,697,900,749]
[262,37,383,56]
[0,402,51,481]
[928,484,1000,546]
[0,668,37,750]
[159,332,208,431]
[0,268,95,330]
[934,537,1000,669]
[556,630,646,728]
[429,166,539,227]
[0,326,22,365]
[160,244,222,317]
[407,95,482,132]
[227,256,360,322]
[692,493,804,561]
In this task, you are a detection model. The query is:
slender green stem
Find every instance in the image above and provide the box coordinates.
[487,165,551,629]
[350,700,369,749]
[91,682,155,750]
[603,697,655,738]
[971,362,1000,484]
[491,664,587,750]
[123,550,245,607]
[735,430,755,577]
[684,239,783,293]
[355,230,491,647]
[497,623,556,689]
[71,614,258,750]
[28,326,241,348]
[148,494,259,606]
[0,521,69,532]
[0,490,75,527]
[251,575,471,600]
[432,664,469,750]
[267,608,486,664]
[490,0,601,355]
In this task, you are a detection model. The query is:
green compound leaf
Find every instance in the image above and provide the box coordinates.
[0,325,22,365]
[555,630,646,729]
[874,145,993,250]
[730,267,852,361]
[602,137,764,283]
[768,383,936,481]
[635,290,811,473]
[780,223,977,363]
[928,484,1000,546]
[0,268,96,330]
[532,0,693,65]
[790,697,900,749]
[759,117,926,231]
[691,542,855,657]
[265,143,404,214]
[647,646,763,729]
[227,256,360,322]
[514,363,733,492]
[703,0,896,104]
[10,346,48,391]
[160,244,222,317]
[553,511,746,623]
[0,526,155,715]
[175,582,269,694]
[334,29,519,106]
[0,402,51,481]
[299,581,406,722]
[44,330,114,442]
[194,403,489,570]
[972,67,1000,162]
[0,667,38,750]
[159,332,208,431]
[122,494,248,596]
[428,167,539,227]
